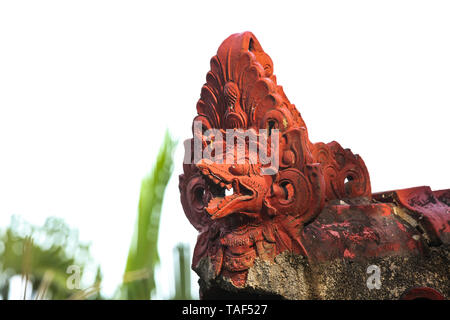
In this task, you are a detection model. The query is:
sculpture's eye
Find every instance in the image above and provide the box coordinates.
[193,186,205,208]
[229,163,248,176]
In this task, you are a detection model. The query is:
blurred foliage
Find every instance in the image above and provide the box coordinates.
[119,130,176,299]
[172,243,192,300]
[0,129,196,300]
[0,216,102,300]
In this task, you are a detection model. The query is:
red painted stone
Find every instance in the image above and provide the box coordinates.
[178,32,449,288]
[373,186,450,245]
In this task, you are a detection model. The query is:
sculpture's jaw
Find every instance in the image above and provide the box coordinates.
[197,160,262,220]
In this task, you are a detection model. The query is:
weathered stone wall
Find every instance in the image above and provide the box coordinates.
[198,245,449,300]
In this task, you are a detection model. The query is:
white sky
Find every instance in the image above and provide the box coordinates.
[0,0,449,299]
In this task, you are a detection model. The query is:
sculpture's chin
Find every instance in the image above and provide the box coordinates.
[219,212,260,229]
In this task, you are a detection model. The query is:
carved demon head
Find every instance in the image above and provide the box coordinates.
[179,32,371,287]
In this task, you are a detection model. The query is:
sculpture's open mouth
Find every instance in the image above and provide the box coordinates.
[198,164,255,219]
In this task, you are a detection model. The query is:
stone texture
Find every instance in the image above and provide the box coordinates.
[198,245,449,300]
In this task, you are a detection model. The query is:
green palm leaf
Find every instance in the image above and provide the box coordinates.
[120,130,176,299]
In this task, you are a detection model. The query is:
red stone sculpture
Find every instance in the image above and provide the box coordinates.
[179,32,449,294]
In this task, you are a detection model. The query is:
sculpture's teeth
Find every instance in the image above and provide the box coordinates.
[218,200,225,209]
[232,180,240,194]
[207,196,223,210]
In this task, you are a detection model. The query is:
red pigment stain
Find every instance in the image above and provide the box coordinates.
[380,207,391,216]
[328,230,340,238]
[343,249,355,259]
[381,242,401,252]
[407,239,418,251]
[346,228,378,245]
[396,221,406,232]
